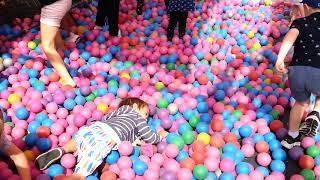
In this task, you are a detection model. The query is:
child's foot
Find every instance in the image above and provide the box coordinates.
[59,78,76,88]
[281,134,301,149]
[300,111,320,137]
[35,148,64,170]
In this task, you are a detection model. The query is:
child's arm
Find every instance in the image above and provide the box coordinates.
[5,144,31,180]
[275,28,299,74]
[136,119,161,144]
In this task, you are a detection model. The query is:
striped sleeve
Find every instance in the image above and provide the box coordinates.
[101,105,134,122]
[136,118,161,144]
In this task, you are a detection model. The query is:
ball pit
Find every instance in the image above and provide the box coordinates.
[0,0,314,179]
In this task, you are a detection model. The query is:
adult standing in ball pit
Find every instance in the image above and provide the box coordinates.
[35,98,167,178]
[166,0,195,41]
[95,0,121,37]
[276,0,320,149]
[0,108,31,180]
[39,0,76,87]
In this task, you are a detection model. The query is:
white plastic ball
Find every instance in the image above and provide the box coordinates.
[168,103,178,115]
[3,58,13,67]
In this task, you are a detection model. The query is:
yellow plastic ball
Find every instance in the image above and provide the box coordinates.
[253,42,261,50]
[120,73,130,79]
[24,150,35,161]
[197,133,211,145]
[97,103,108,113]
[247,31,255,39]
[264,79,272,85]
[265,0,272,6]
[155,82,165,91]
[8,93,21,105]
[77,26,87,34]
[207,37,214,44]
[27,41,37,50]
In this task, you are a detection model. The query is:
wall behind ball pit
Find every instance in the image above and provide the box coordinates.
[0,0,87,24]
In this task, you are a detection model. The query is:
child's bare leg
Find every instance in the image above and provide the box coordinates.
[289,101,309,133]
[62,139,77,153]
[40,23,75,87]
[313,97,320,112]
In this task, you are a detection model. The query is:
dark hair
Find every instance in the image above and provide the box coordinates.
[119,97,148,109]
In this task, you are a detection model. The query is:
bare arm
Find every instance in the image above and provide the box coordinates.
[5,144,31,180]
[275,28,299,73]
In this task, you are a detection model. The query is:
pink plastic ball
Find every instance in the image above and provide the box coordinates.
[206,147,220,158]
[236,174,250,180]
[165,144,179,158]
[119,168,135,179]
[73,115,87,127]
[118,141,133,156]
[290,174,304,180]
[257,153,272,166]
[117,156,132,169]
[220,158,235,172]
[241,144,255,158]
[61,154,76,169]
[163,159,180,173]
[50,123,64,136]
[11,127,25,139]
[144,169,159,179]
[177,168,192,180]
[302,137,315,148]
[204,157,219,172]
[151,153,165,166]
[249,171,264,180]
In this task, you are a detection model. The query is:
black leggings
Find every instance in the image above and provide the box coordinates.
[167,11,188,39]
[95,0,120,36]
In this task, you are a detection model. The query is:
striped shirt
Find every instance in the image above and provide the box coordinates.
[101,105,161,144]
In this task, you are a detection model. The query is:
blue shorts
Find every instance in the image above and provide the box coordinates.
[288,66,320,102]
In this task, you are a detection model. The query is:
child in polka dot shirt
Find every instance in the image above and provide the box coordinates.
[167,0,195,41]
[276,0,320,149]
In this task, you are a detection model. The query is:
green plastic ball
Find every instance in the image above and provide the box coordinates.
[306,146,320,158]
[166,63,175,71]
[124,61,133,68]
[182,131,195,145]
[193,165,208,180]
[108,80,118,87]
[130,70,140,77]
[157,99,169,108]
[232,110,243,119]
[300,169,315,180]
[171,136,185,150]
[244,84,252,90]
[155,82,165,91]
[85,93,95,102]
[5,122,14,128]
[270,110,280,120]
[189,116,200,128]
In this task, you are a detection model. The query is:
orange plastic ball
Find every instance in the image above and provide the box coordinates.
[216,38,225,46]
[48,72,60,82]
[211,119,224,132]
[100,171,117,180]
[223,132,237,143]
[248,71,259,81]
[197,74,208,85]
[299,155,315,169]
[255,141,269,153]
[271,75,281,84]
[180,158,196,170]
[269,120,284,132]
[210,135,225,148]
[192,140,206,152]
[192,151,206,164]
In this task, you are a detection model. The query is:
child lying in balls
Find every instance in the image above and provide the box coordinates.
[36,97,168,178]
[0,108,31,180]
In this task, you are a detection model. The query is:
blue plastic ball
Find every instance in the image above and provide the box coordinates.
[15,107,29,120]
[270,160,285,172]
[236,162,251,174]
[219,172,235,180]
[315,156,320,166]
[196,122,209,133]
[263,132,276,142]
[176,151,189,162]
[47,164,64,177]
[42,119,54,128]
[256,166,270,177]
[272,149,286,161]
[63,98,76,110]
[25,133,38,148]
[206,172,217,180]
[239,125,252,138]
[223,143,237,153]
[106,150,120,164]
[36,138,51,152]
[178,123,192,135]
[214,90,225,101]
[133,160,147,176]
[197,102,208,113]
[28,121,41,133]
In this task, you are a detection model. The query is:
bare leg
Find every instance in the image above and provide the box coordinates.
[289,101,309,132]
[40,23,75,87]
[313,97,320,112]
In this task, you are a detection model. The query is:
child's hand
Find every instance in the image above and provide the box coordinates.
[159,130,168,138]
[275,59,287,74]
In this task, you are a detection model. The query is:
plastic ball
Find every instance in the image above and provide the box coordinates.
[61,154,76,169]
[288,146,304,161]
[8,93,21,104]
[306,145,320,158]
[197,133,210,145]
[300,169,315,180]
[193,165,208,180]
[182,131,195,145]
[100,171,117,180]
[36,126,50,138]
[106,151,120,165]
[239,125,252,138]
[302,137,315,148]
[236,162,251,174]
[165,144,179,158]
[47,164,64,177]
[220,158,235,172]
[133,160,147,176]
[299,155,315,169]
[257,153,272,166]
[15,106,29,120]
[270,160,285,172]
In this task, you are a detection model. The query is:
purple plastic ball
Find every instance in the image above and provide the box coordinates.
[161,170,177,180]
[80,86,91,96]
[157,142,167,154]
[288,146,304,161]
[82,67,92,77]
[275,128,288,140]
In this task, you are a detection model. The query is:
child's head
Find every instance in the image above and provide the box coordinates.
[119,98,149,119]
[303,0,320,14]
